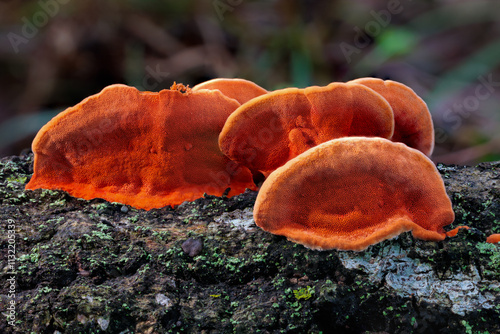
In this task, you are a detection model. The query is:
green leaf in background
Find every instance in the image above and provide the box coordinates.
[376,28,417,58]
[425,39,500,111]
[349,28,419,76]
[291,50,312,88]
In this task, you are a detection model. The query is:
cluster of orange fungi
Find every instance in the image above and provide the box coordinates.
[26,78,498,250]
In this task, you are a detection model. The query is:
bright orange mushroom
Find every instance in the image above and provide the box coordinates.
[444,225,469,237]
[349,77,434,156]
[219,82,394,174]
[192,78,268,104]
[26,84,256,210]
[486,234,500,244]
[253,137,456,251]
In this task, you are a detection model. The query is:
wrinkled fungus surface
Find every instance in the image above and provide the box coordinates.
[219,82,394,174]
[26,84,256,210]
[254,137,455,251]
[192,78,268,104]
[349,77,434,156]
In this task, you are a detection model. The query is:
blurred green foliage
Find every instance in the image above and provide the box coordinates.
[0,0,499,163]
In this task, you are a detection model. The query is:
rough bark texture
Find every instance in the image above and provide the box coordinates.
[0,154,499,334]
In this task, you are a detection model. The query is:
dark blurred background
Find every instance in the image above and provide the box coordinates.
[1,0,499,165]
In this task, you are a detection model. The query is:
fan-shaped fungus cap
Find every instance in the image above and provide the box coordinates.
[253,137,455,251]
[192,78,268,104]
[486,234,500,244]
[219,82,394,174]
[349,77,434,156]
[26,84,256,210]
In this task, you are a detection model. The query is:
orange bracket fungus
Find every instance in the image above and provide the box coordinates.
[219,82,395,174]
[486,234,500,244]
[192,78,268,104]
[253,137,457,251]
[349,77,434,156]
[26,84,256,210]
[443,225,469,237]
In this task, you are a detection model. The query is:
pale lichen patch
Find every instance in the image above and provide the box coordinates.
[338,241,498,316]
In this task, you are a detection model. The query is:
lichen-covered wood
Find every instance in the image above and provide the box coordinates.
[0,154,499,333]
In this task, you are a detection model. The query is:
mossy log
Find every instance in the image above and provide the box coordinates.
[0,154,499,333]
